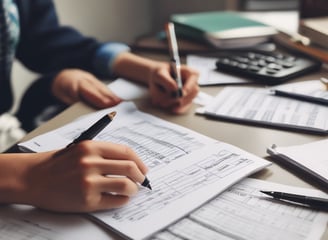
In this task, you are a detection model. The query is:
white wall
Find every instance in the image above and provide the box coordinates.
[54,0,153,43]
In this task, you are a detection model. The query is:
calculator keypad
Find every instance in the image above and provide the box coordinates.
[215,51,321,85]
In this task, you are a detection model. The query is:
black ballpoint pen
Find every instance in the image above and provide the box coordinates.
[66,111,152,190]
[261,191,328,210]
[165,22,183,98]
[66,111,117,148]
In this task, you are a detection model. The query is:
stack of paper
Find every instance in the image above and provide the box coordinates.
[18,102,270,240]
[201,86,328,135]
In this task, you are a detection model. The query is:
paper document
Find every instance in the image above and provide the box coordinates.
[272,79,328,105]
[107,78,213,108]
[202,86,328,134]
[193,91,214,106]
[107,78,149,100]
[19,102,270,240]
[186,55,251,86]
[153,178,328,240]
[267,139,328,188]
[0,205,114,240]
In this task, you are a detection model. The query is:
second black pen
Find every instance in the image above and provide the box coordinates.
[261,191,328,210]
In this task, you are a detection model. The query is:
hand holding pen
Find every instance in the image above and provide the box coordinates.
[25,139,149,212]
[67,111,152,190]
[146,22,199,114]
[165,22,183,98]
[19,113,151,213]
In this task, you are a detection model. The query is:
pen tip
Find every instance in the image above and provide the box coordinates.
[260,191,272,196]
[141,177,152,191]
[109,111,117,119]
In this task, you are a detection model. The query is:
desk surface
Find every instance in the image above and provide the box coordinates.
[11,50,328,239]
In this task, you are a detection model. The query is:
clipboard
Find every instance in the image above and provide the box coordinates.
[267,143,328,191]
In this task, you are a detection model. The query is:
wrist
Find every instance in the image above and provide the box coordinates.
[113,52,164,86]
[94,42,131,78]
[147,62,169,86]
[0,153,43,205]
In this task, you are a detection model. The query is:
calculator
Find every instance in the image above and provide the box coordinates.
[215,50,322,85]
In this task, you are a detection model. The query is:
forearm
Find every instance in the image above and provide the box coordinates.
[0,153,42,205]
[112,52,165,86]
[0,154,26,203]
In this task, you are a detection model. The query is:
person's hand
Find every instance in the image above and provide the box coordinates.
[16,141,148,212]
[52,69,122,109]
[148,63,199,114]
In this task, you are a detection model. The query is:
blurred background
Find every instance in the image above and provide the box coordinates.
[10,0,299,113]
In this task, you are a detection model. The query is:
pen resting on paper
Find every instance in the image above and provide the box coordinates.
[261,191,328,210]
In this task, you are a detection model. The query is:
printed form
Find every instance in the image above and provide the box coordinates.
[186,55,250,86]
[0,217,57,240]
[0,205,115,240]
[1,178,327,240]
[273,79,328,100]
[19,102,270,240]
[153,178,328,240]
[203,86,328,134]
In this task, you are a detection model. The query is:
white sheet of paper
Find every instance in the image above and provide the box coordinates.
[193,91,214,106]
[107,77,212,107]
[269,139,328,181]
[203,86,328,133]
[107,78,149,100]
[0,205,118,240]
[186,55,251,86]
[273,79,328,100]
[2,177,327,240]
[19,102,270,240]
[154,178,328,240]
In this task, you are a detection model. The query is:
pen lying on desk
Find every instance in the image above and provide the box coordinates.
[260,191,328,210]
[165,22,183,98]
[66,111,152,190]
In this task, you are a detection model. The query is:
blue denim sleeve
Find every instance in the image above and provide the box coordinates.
[93,42,130,78]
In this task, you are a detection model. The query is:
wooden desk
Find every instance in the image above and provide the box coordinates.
[20,75,328,240]
[5,48,328,239]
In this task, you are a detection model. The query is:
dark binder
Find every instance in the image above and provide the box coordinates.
[267,144,328,191]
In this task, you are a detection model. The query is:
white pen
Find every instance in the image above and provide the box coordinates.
[165,22,183,98]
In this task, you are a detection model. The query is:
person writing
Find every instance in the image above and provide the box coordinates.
[0,0,199,212]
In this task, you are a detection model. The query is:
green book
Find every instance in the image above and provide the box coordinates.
[170,11,277,49]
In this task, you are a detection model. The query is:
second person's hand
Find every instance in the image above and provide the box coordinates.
[148,62,199,114]
[51,69,122,109]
